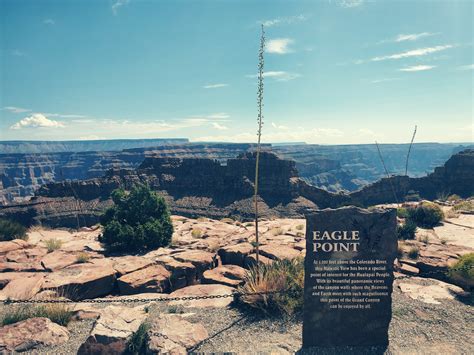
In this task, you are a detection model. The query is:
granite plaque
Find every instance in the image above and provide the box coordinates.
[303,206,397,348]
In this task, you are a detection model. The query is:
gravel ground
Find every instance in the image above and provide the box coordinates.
[2,279,473,354]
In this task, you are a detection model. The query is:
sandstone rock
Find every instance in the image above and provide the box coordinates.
[77,305,147,355]
[168,284,235,308]
[396,262,419,276]
[202,265,246,287]
[218,243,254,266]
[41,250,79,271]
[156,255,196,290]
[398,277,468,304]
[244,253,274,268]
[147,314,208,354]
[111,255,155,276]
[0,261,45,272]
[42,259,116,300]
[0,274,44,300]
[0,239,29,254]
[0,317,69,352]
[117,265,171,295]
[5,247,48,263]
[172,250,218,275]
[259,244,301,260]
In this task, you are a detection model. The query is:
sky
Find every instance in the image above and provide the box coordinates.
[0,0,473,144]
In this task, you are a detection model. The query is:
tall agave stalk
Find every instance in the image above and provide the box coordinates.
[375,141,399,204]
[254,24,265,265]
[405,125,417,176]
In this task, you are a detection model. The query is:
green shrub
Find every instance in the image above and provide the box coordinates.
[76,252,90,263]
[397,220,417,240]
[0,218,27,241]
[44,238,63,253]
[408,202,444,228]
[408,246,419,259]
[127,322,151,355]
[238,258,304,315]
[271,227,283,236]
[296,224,304,231]
[396,208,409,219]
[191,228,203,238]
[453,200,474,212]
[448,253,474,289]
[2,303,73,327]
[99,185,173,253]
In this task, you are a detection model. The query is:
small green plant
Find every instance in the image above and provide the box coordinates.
[397,220,417,240]
[453,200,474,213]
[191,228,203,238]
[448,253,474,289]
[127,322,151,355]
[0,218,27,242]
[408,202,444,228]
[296,224,304,231]
[2,303,73,326]
[407,246,419,259]
[396,207,409,219]
[99,184,173,253]
[76,252,90,263]
[238,258,304,315]
[44,238,63,253]
[271,227,283,236]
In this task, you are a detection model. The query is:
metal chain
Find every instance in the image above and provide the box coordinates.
[1,265,472,305]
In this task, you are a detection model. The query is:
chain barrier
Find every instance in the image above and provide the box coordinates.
[1,265,472,306]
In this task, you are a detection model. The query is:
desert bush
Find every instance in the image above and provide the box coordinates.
[296,224,304,231]
[2,303,73,326]
[417,234,429,244]
[444,208,459,219]
[0,218,27,242]
[127,321,151,355]
[396,207,409,219]
[397,220,417,240]
[191,228,203,238]
[99,185,173,253]
[407,246,419,259]
[76,252,90,263]
[271,227,283,236]
[407,202,444,228]
[44,238,63,253]
[238,258,304,315]
[220,217,234,224]
[453,200,474,213]
[448,253,474,289]
[447,194,461,202]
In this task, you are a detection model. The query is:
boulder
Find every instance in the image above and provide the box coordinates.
[77,305,147,355]
[0,239,29,254]
[244,253,274,268]
[147,314,208,354]
[117,265,171,295]
[5,247,48,263]
[202,265,246,287]
[0,274,44,300]
[0,261,45,272]
[41,250,78,271]
[259,244,301,260]
[172,250,218,276]
[168,284,235,308]
[42,259,116,300]
[398,277,468,304]
[0,317,69,352]
[156,255,196,290]
[218,243,254,266]
[111,256,154,276]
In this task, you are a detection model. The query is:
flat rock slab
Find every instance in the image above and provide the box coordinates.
[0,274,44,300]
[202,265,246,287]
[398,277,468,304]
[42,259,116,300]
[147,314,208,354]
[172,250,218,274]
[0,317,69,352]
[434,220,474,249]
[156,255,196,290]
[259,244,301,260]
[111,255,155,276]
[168,284,235,308]
[117,264,171,295]
[218,243,254,266]
[41,250,78,271]
[78,305,147,354]
[5,247,48,263]
[0,239,30,254]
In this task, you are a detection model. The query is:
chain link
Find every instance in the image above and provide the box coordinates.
[1,265,472,305]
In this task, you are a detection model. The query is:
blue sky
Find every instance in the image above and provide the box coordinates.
[1,0,472,144]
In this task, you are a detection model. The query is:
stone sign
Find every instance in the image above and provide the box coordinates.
[303,206,397,348]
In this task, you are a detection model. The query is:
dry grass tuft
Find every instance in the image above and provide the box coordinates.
[44,238,63,253]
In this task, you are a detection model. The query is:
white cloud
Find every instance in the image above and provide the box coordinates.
[260,14,308,27]
[212,123,228,130]
[357,128,377,137]
[44,112,88,119]
[10,113,65,130]
[399,65,436,72]
[43,19,55,25]
[202,83,228,89]
[246,71,301,82]
[267,38,294,54]
[271,122,289,130]
[78,135,105,140]
[206,113,230,120]
[458,64,474,70]
[371,78,400,84]
[372,45,454,61]
[112,0,130,15]
[3,106,31,113]
[395,32,437,42]
[336,0,365,8]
